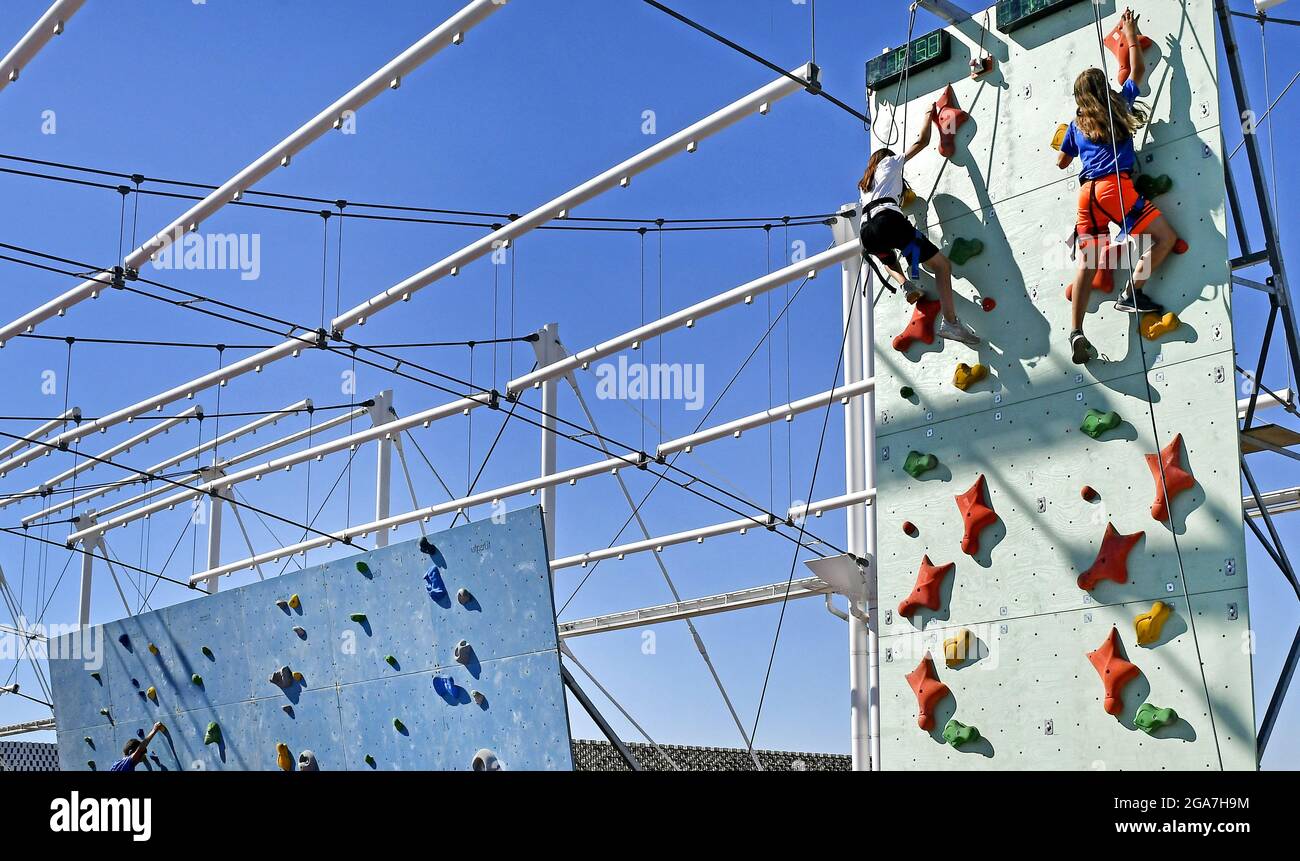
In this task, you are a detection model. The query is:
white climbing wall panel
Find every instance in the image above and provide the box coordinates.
[866,0,1256,769]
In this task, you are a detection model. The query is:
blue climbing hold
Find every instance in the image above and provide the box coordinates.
[433,675,457,698]
[424,565,448,601]
[118,634,130,648]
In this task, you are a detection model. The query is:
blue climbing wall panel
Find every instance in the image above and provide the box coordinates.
[857,0,1256,769]
[49,506,573,771]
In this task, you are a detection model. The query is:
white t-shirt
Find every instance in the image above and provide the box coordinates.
[860,154,906,214]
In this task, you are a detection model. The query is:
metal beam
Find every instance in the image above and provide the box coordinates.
[558,577,828,637]
[0,717,55,737]
[0,0,85,94]
[0,0,509,345]
[0,407,80,462]
[0,66,814,482]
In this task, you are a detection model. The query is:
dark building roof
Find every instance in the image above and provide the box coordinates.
[572,739,851,772]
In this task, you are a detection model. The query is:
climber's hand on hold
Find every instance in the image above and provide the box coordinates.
[1121,8,1140,37]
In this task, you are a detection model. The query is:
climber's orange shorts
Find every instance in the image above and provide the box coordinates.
[1075,173,1162,246]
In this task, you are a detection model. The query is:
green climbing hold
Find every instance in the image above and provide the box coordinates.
[393,718,406,733]
[364,754,376,767]
[204,721,222,746]
[903,450,939,479]
[201,646,214,659]
[349,612,368,624]
[1135,703,1178,734]
[900,385,915,399]
[192,674,204,686]
[1134,173,1173,199]
[1080,408,1122,439]
[949,237,984,266]
[356,561,371,575]
[942,719,981,748]
[385,655,398,668]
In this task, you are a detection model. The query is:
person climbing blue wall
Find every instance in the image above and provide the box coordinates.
[108,722,166,772]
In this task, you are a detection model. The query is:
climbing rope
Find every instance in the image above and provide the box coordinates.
[1089,3,1224,769]
[870,2,918,148]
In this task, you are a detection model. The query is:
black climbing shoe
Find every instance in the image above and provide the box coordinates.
[1070,330,1097,365]
[1114,289,1162,315]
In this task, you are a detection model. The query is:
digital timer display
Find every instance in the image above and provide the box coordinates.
[866,29,951,90]
[996,0,1088,34]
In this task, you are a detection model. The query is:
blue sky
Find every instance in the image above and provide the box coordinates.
[0,0,1296,769]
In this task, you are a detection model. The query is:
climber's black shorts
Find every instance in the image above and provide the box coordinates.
[859,208,939,270]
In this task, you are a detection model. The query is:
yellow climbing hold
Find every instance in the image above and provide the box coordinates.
[145,686,157,702]
[944,629,975,667]
[288,593,301,610]
[147,643,159,656]
[1140,311,1180,340]
[953,362,988,391]
[1051,123,1069,151]
[292,671,304,683]
[276,742,292,772]
[1135,600,1173,646]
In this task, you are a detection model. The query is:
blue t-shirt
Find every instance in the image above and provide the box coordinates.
[109,756,137,772]
[1061,79,1141,181]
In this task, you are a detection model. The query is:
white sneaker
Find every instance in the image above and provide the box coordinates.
[937,317,980,345]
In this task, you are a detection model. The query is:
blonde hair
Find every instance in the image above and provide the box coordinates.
[1073,68,1147,145]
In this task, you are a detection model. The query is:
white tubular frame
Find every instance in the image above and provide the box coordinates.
[20,399,314,523]
[550,491,875,571]
[0,406,202,509]
[0,0,507,346]
[0,0,85,94]
[558,577,828,637]
[0,406,80,461]
[0,66,814,481]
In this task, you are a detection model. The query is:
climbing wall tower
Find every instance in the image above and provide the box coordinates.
[49,506,572,771]
[864,0,1255,769]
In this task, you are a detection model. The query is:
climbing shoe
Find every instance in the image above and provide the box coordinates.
[936,317,980,346]
[1070,330,1097,364]
[1114,288,1162,315]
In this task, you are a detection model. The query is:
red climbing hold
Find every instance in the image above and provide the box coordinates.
[1077,523,1145,591]
[932,85,969,159]
[1104,21,1153,86]
[954,474,997,556]
[980,297,996,312]
[1146,433,1194,523]
[1087,627,1140,716]
[892,298,941,353]
[1173,238,1189,255]
[1081,485,1099,502]
[905,653,951,730]
[902,521,918,537]
[898,555,955,618]
[1064,265,1116,301]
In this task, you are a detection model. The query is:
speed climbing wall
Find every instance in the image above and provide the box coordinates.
[864,0,1255,769]
[48,506,573,771]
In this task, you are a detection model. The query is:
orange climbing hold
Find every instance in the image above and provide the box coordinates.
[953,362,988,392]
[1064,263,1115,301]
[954,474,997,556]
[892,298,941,353]
[932,85,969,159]
[1077,522,1144,591]
[905,653,950,730]
[1134,600,1173,646]
[1087,627,1140,716]
[898,555,955,618]
[1147,433,1194,523]
[1104,20,1153,86]
[944,628,975,667]
[1140,311,1180,340]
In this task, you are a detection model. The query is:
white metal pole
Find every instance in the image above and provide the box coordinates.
[0,0,508,345]
[205,486,224,595]
[73,514,97,626]
[371,392,394,548]
[0,0,85,94]
[534,324,561,553]
[832,208,878,772]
